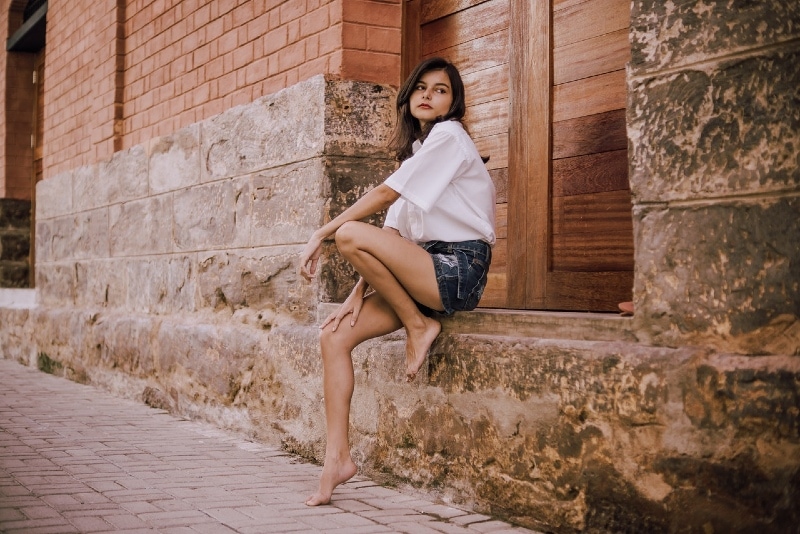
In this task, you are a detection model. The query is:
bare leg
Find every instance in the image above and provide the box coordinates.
[335,222,443,381]
[306,294,402,506]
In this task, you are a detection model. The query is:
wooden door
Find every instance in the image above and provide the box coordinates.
[404,0,632,311]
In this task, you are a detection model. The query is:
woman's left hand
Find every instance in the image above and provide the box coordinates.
[299,233,323,280]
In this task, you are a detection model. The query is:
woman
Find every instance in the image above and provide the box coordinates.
[299,57,496,506]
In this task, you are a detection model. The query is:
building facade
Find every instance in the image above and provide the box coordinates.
[1,0,798,531]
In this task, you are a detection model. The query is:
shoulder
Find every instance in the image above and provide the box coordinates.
[429,120,467,138]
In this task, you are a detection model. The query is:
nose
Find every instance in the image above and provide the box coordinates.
[422,88,432,100]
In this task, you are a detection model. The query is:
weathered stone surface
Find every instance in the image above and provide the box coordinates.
[0,307,33,364]
[109,195,173,256]
[202,76,325,182]
[35,263,77,306]
[37,210,110,262]
[630,0,800,74]
[35,170,72,220]
[633,197,800,354]
[125,255,198,314]
[148,123,201,194]
[75,259,128,309]
[99,145,150,205]
[0,230,29,261]
[0,198,30,228]
[628,48,800,203]
[173,177,251,251]
[196,246,310,322]
[250,159,326,247]
[324,80,397,157]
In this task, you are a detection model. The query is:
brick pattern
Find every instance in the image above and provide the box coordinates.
[32,0,401,179]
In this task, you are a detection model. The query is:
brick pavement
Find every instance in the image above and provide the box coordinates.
[0,359,538,534]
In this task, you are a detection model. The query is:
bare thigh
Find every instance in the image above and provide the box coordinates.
[336,222,443,311]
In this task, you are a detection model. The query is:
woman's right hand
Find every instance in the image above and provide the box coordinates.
[321,278,368,332]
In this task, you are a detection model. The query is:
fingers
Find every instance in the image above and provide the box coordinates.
[350,299,363,326]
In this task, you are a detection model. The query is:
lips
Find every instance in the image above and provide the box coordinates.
[418,104,432,109]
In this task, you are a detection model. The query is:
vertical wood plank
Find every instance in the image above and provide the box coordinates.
[508,0,551,308]
[402,0,421,80]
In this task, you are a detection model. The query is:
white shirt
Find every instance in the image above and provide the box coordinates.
[383,121,496,245]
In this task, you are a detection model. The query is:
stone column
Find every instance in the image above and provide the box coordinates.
[628,0,800,354]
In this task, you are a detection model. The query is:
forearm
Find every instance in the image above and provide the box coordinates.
[313,184,399,241]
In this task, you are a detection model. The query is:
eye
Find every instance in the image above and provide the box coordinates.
[415,84,426,91]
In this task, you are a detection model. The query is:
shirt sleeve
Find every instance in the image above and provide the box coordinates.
[383,125,468,213]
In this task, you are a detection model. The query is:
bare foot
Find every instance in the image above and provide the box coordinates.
[405,317,441,382]
[305,456,358,506]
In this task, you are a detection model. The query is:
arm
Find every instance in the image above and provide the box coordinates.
[299,184,400,280]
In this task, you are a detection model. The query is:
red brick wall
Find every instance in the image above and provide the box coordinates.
[0,0,403,195]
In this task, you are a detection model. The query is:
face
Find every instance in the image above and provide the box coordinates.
[409,69,454,128]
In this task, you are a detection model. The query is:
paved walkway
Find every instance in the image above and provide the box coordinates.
[0,359,536,534]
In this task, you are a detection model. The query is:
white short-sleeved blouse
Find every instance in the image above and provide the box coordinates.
[383,120,496,245]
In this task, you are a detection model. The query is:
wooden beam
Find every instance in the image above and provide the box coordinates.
[508,0,551,308]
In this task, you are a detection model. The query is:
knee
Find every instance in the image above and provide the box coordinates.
[319,325,347,356]
[334,221,360,254]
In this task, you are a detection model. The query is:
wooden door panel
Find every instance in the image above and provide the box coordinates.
[553,70,627,122]
[552,190,634,229]
[463,64,509,106]
[554,28,630,84]
[474,133,508,171]
[437,30,510,75]
[553,0,629,47]
[545,271,634,311]
[468,98,509,138]
[421,0,495,24]
[553,109,627,159]
[421,0,509,56]
[552,149,628,196]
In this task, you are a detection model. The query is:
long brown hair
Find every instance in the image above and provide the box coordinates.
[389,57,467,162]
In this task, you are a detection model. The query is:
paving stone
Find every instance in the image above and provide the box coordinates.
[0,359,536,533]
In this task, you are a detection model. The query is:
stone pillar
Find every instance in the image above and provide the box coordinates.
[628,0,800,354]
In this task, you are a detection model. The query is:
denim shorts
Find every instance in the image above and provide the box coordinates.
[420,239,492,316]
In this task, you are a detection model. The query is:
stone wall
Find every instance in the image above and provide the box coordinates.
[0,198,30,287]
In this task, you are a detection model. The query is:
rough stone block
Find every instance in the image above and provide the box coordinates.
[196,246,311,322]
[71,164,102,212]
[93,314,159,378]
[0,198,31,228]
[633,197,800,354]
[202,76,325,182]
[125,255,198,314]
[173,177,251,251]
[38,210,109,262]
[99,145,150,205]
[153,319,266,405]
[75,260,128,309]
[35,263,76,306]
[35,170,73,220]
[0,308,33,364]
[109,195,173,256]
[148,124,201,194]
[0,262,29,289]
[629,47,800,203]
[630,0,800,74]
[250,159,326,247]
[324,80,397,157]
[0,231,29,261]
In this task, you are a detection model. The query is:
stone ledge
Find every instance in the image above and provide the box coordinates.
[318,303,635,342]
[0,289,35,308]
